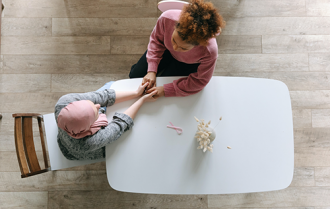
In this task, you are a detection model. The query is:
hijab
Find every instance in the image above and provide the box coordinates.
[57,100,108,139]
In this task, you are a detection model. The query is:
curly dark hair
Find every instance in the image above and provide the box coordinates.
[176,0,226,46]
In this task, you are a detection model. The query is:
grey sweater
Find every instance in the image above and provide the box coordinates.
[54,89,134,160]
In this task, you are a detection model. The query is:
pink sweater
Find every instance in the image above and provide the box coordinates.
[147,10,218,97]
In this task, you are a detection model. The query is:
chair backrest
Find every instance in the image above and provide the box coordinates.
[12,113,50,178]
[158,0,188,13]
[13,113,105,178]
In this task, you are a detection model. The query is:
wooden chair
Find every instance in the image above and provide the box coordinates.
[158,0,188,13]
[13,113,105,178]
[13,113,50,178]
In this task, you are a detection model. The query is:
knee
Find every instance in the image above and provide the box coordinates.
[129,70,135,79]
[129,64,135,78]
[129,63,148,79]
[129,64,140,78]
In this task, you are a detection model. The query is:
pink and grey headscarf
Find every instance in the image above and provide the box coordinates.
[57,100,108,139]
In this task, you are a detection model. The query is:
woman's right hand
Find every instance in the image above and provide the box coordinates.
[142,72,156,90]
[141,90,158,103]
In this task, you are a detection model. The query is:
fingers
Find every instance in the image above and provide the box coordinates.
[141,82,149,94]
[146,87,156,94]
[143,90,157,97]
[142,82,148,88]
[148,81,156,90]
[144,90,158,97]
[143,78,153,89]
[149,90,158,101]
[147,80,155,90]
[142,90,158,102]
[142,77,147,85]
[149,90,158,96]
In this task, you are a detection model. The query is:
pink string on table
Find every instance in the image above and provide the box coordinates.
[167,122,183,135]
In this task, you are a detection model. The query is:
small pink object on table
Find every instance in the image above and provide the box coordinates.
[167,122,183,135]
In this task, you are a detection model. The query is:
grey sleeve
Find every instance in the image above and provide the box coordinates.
[80,112,134,152]
[55,89,116,118]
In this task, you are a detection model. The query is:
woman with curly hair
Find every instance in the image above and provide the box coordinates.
[129,0,225,98]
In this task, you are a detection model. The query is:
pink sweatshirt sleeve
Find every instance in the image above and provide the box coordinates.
[146,16,167,73]
[163,54,217,97]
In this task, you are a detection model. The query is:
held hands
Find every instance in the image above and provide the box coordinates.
[124,85,158,120]
[146,86,164,99]
[141,72,165,99]
[142,72,156,90]
[141,90,158,103]
[136,82,158,102]
[136,82,149,97]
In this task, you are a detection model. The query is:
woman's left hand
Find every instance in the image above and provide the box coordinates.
[146,86,165,99]
[136,82,149,96]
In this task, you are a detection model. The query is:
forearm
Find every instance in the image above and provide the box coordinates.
[115,91,138,104]
[147,16,166,72]
[123,99,144,119]
[83,113,134,152]
[163,61,215,97]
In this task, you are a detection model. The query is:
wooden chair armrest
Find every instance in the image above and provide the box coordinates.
[12,113,42,118]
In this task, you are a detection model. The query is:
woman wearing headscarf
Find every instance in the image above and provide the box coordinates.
[55,82,157,160]
[129,0,225,98]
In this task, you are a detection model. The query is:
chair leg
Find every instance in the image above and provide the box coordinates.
[0,113,2,119]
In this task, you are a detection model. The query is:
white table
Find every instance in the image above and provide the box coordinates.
[105,76,294,194]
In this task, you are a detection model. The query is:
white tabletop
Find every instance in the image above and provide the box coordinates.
[105,76,294,194]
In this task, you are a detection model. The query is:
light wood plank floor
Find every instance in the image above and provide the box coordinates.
[1,0,330,208]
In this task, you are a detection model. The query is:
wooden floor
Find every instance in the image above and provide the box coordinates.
[1,0,330,208]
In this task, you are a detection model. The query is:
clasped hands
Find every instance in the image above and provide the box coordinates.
[141,72,164,99]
